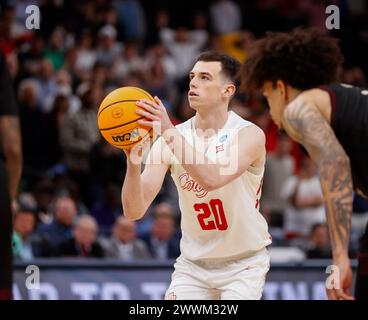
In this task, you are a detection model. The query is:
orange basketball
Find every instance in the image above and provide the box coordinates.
[97,87,155,149]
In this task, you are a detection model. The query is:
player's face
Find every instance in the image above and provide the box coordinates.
[262,81,287,128]
[188,61,232,110]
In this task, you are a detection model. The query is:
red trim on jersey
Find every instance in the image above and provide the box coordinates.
[256,177,264,196]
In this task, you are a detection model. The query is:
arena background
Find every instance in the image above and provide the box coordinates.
[1,0,368,300]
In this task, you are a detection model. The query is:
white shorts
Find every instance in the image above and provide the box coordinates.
[165,248,270,300]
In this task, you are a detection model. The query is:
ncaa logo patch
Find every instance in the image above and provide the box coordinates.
[219,134,228,143]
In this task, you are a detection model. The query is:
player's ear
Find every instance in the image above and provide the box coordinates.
[223,84,236,98]
[276,80,287,100]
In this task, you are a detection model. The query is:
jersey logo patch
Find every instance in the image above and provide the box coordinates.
[219,134,228,143]
[216,144,224,153]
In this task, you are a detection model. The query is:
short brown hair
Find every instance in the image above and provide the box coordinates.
[241,28,344,91]
[196,51,241,88]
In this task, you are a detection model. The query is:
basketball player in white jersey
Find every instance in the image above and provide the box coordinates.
[121,51,271,300]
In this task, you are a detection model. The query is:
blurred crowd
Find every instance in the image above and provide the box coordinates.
[1,0,368,262]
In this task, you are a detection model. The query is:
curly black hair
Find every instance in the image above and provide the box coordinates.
[241,28,344,91]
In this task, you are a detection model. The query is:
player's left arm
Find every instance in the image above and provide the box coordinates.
[0,116,22,202]
[283,98,354,300]
[136,97,265,191]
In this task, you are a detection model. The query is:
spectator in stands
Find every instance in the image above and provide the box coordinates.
[74,30,97,80]
[159,25,208,80]
[37,196,77,255]
[60,88,100,206]
[140,202,180,259]
[18,35,45,78]
[289,223,332,259]
[1,4,30,46]
[58,215,104,258]
[90,140,126,187]
[143,43,178,82]
[210,0,242,35]
[18,79,50,188]
[262,132,295,228]
[44,27,65,71]
[44,94,70,167]
[112,41,144,81]
[33,180,55,224]
[101,216,151,260]
[13,206,52,260]
[90,183,121,235]
[95,24,123,67]
[281,157,326,238]
[306,223,332,259]
[33,58,57,110]
[116,0,146,42]
[43,69,81,115]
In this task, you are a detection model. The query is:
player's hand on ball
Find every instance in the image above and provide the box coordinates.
[123,137,151,165]
[135,96,174,135]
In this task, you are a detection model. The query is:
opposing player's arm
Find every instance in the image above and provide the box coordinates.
[282,99,353,257]
[163,125,265,191]
[0,115,22,202]
[122,138,169,220]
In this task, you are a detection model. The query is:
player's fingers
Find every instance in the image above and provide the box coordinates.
[137,99,160,110]
[326,288,337,300]
[135,109,158,120]
[335,289,354,300]
[137,119,153,127]
[329,287,354,300]
[154,96,164,108]
[136,101,158,114]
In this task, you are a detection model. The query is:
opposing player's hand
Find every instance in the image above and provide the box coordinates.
[326,254,354,300]
[135,96,174,135]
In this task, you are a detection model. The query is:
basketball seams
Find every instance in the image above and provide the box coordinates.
[97,87,154,149]
[99,116,146,131]
[97,87,153,117]
[98,100,138,117]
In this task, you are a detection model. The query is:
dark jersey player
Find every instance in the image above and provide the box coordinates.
[0,53,22,300]
[241,27,368,300]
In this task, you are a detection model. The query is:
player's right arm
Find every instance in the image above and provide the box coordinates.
[121,138,169,221]
[282,97,354,300]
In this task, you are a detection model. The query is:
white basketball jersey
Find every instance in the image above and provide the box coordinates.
[166,111,271,261]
